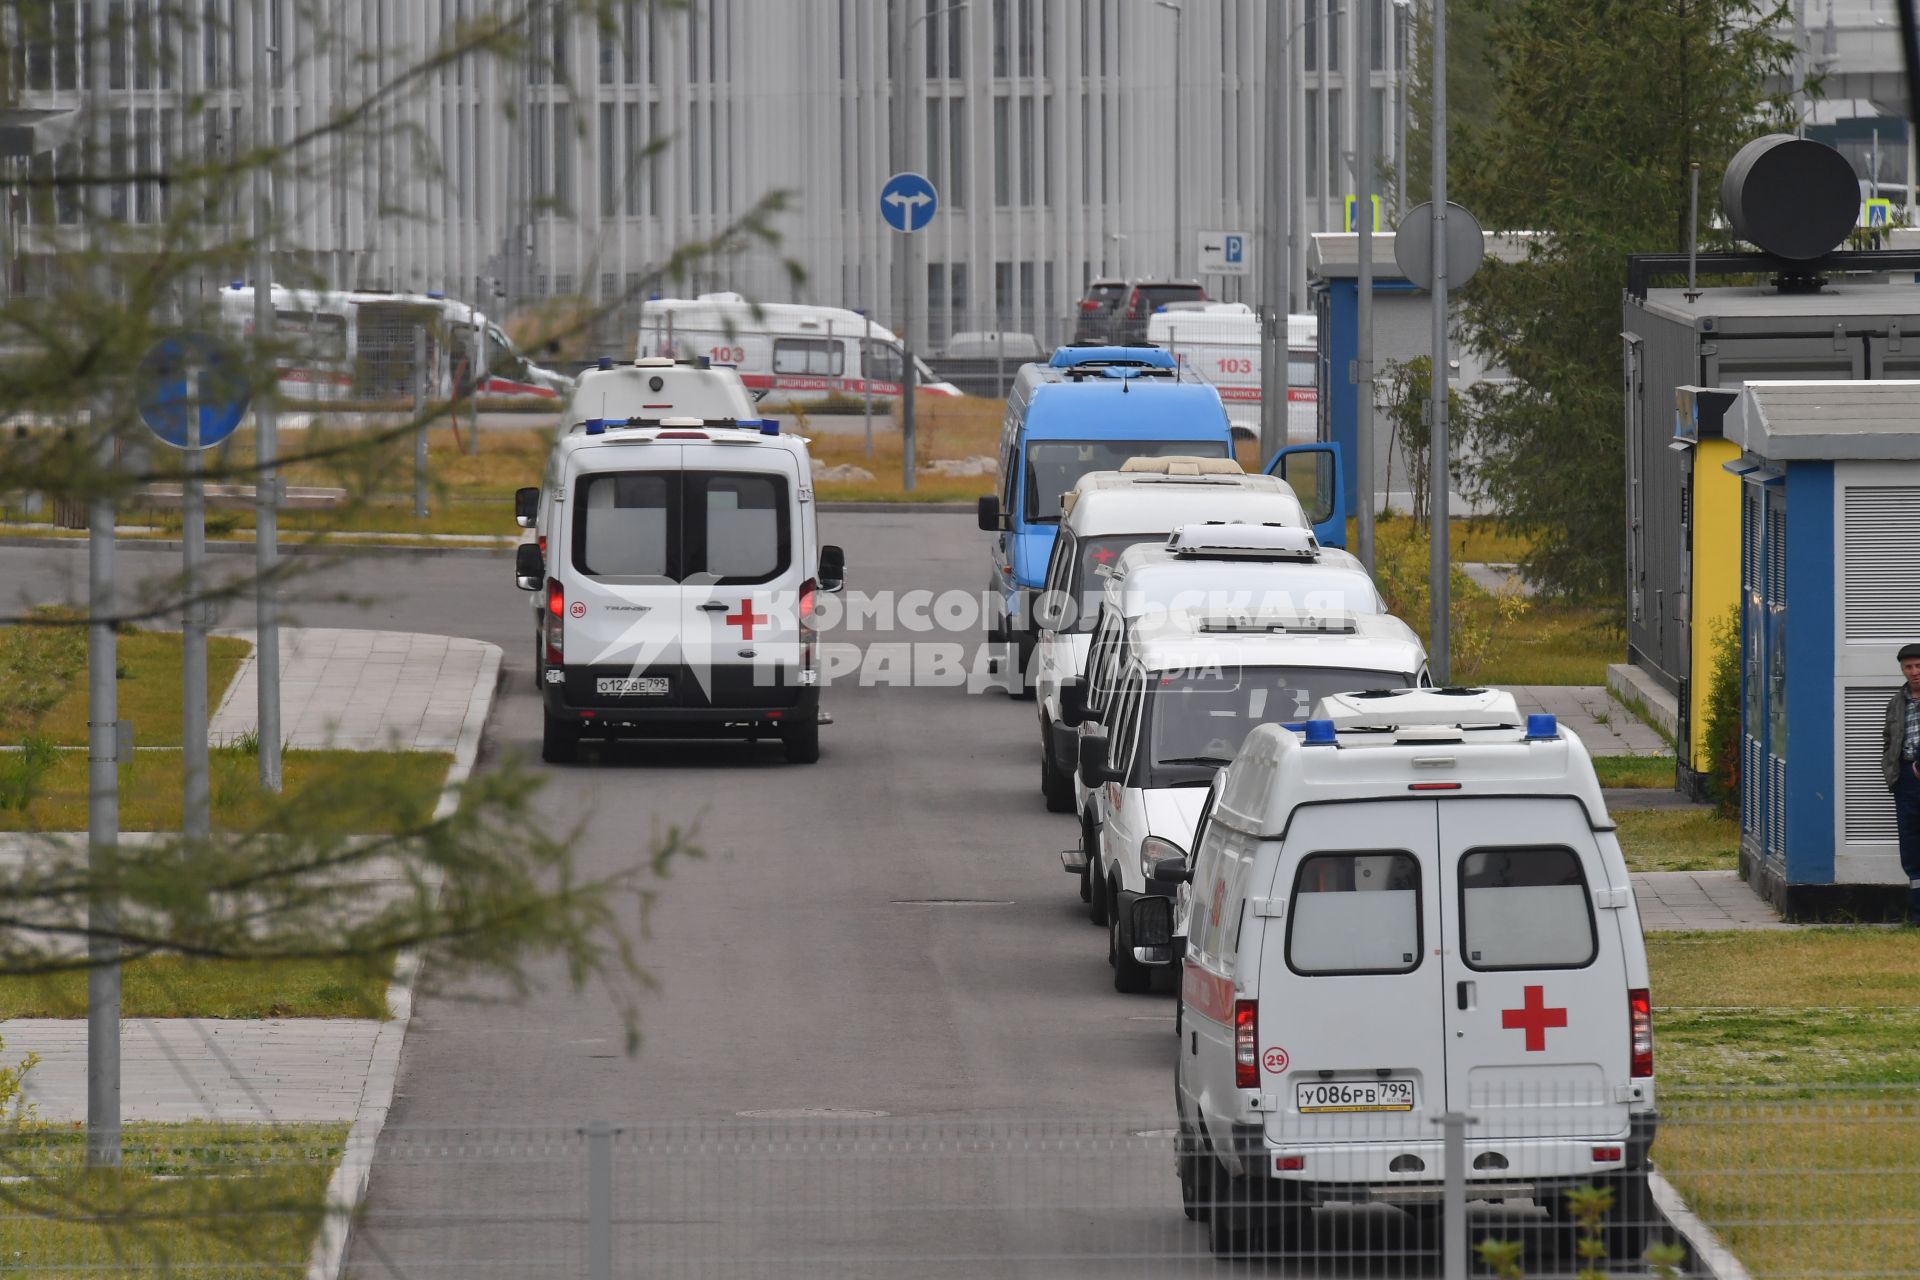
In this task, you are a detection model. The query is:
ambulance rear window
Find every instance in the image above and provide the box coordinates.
[1459,847,1597,971]
[1285,852,1422,976]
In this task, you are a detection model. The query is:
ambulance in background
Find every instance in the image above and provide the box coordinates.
[636,293,963,407]
[217,284,572,403]
[1147,304,1317,446]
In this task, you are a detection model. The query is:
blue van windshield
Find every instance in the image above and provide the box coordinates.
[1023,439,1231,523]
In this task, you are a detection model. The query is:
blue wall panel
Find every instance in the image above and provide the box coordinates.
[1784,461,1836,884]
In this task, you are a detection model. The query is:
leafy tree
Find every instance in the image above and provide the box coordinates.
[0,0,790,1102]
[1438,0,1796,598]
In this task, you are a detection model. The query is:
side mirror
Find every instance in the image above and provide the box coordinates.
[976,494,1002,532]
[818,544,846,594]
[1059,677,1087,726]
[514,486,540,528]
[514,542,544,591]
[1127,896,1176,967]
[1078,731,1120,788]
[1049,720,1080,774]
[1150,856,1192,886]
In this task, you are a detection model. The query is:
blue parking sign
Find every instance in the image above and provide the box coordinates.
[1224,235,1244,264]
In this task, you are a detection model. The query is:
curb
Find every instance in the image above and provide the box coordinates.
[1650,1168,1752,1280]
[0,535,511,559]
[302,642,503,1280]
[818,501,974,513]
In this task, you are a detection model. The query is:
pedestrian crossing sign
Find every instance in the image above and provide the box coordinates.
[1863,197,1894,228]
[1344,194,1382,234]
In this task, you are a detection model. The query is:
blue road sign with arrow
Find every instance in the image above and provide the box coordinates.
[880,171,938,233]
[140,333,250,450]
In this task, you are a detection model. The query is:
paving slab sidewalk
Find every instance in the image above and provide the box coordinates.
[1509,685,1671,757]
[0,626,500,1124]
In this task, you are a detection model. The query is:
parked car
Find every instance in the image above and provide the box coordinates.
[1072,279,1209,345]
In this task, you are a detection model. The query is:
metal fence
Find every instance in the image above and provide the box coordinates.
[0,1090,1913,1278]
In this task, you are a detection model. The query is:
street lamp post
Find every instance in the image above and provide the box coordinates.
[1156,1,1184,278]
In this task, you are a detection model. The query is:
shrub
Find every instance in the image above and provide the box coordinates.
[1702,605,1741,817]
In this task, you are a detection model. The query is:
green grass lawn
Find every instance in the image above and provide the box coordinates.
[0,748,450,833]
[1591,755,1676,789]
[0,1124,346,1276]
[1648,931,1920,1280]
[1614,808,1739,872]
[1372,516,1624,686]
[0,955,391,1019]
[0,612,250,748]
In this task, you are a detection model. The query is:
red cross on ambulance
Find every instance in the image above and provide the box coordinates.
[1500,984,1568,1052]
[726,599,770,640]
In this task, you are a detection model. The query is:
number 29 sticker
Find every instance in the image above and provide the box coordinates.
[1262,1046,1289,1073]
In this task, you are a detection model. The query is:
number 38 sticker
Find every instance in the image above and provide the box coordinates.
[1262,1046,1289,1073]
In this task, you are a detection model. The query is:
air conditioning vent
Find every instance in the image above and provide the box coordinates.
[1842,684,1899,844]
[1844,486,1920,641]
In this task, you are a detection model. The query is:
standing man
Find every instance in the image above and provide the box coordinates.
[1881,643,1920,925]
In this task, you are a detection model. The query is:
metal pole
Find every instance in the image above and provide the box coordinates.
[1290,5,1307,314]
[1355,0,1376,572]
[1259,0,1288,465]
[413,324,429,518]
[85,0,122,1170]
[585,1121,613,1280]
[863,310,875,459]
[468,310,482,457]
[893,0,919,494]
[1172,6,1184,277]
[183,414,209,842]
[1440,1112,1470,1280]
[1428,0,1451,685]
[253,0,282,793]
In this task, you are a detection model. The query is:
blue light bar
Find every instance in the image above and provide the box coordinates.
[1304,719,1337,745]
[598,356,613,370]
[583,418,606,436]
[759,419,780,435]
[1048,345,1177,370]
[1525,713,1558,740]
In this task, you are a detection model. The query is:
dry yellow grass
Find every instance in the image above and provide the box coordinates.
[805,397,1006,503]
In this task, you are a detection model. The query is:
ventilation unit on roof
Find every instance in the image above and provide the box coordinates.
[1166,522,1319,561]
[1119,455,1244,476]
[1195,613,1358,636]
[1312,687,1524,731]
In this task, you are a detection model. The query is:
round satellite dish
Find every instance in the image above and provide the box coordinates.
[1395,202,1486,293]
[1720,135,1860,260]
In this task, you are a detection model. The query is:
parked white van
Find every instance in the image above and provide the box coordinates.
[512,382,844,765]
[1147,304,1318,444]
[1074,604,1426,993]
[1031,460,1310,811]
[1054,524,1388,914]
[1147,692,1656,1259]
[637,293,962,406]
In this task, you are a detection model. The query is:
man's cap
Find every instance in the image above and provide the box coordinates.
[1900,643,1920,663]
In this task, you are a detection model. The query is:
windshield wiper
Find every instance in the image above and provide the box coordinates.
[1156,755,1233,767]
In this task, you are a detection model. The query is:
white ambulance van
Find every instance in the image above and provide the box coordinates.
[1147,304,1319,443]
[637,293,962,406]
[1075,604,1426,993]
[1149,691,1656,1259]
[1032,460,1310,812]
[1054,525,1388,915]
[511,366,843,765]
[516,357,763,648]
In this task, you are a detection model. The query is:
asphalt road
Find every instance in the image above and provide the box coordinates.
[0,526,1590,1277]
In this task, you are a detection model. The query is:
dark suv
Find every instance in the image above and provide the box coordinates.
[1071,279,1207,345]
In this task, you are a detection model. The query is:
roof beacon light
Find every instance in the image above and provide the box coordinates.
[1526,714,1559,740]
[583,417,606,436]
[598,356,614,370]
[759,419,781,436]
[1303,719,1338,746]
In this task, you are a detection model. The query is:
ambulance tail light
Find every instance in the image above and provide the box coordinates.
[799,578,818,633]
[1234,1000,1258,1088]
[1629,988,1653,1078]
[544,579,565,666]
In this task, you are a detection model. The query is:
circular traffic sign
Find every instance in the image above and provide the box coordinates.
[1394,202,1486,294]
[880,171,939,233]
[139,333,251,450]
